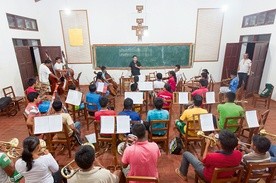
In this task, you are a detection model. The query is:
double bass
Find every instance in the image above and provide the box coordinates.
[94,69,118,96]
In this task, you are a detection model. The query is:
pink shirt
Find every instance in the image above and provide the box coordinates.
[25,87,37,95]
[122,141,160,182]
[95,110,116,121]
[168,77,176,92]
[192,87,208,97]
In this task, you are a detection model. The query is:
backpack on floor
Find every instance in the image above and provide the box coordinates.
[260,83,274,98]
[169,137,183,155]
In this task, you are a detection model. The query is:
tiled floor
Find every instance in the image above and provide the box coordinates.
[1,84,276,183]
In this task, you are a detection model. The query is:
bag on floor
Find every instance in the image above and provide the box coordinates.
[169,137,183,155]
[260,83,274,98]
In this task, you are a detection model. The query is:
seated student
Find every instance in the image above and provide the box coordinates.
[122,123,160,178]
[153,73,165,89]
[269,145,276,162]
[52,100,81,143]
[146,98,169,136]
[86,83,101,113]
[175,130,242,182]
[67,84,84,110]
[157,83,173,108]
[130,75,139,91]
[167,71,177,92]
[191,79,209,97]
[25,78,37,95]
[219,70,239,94]
[68,145,120,183]
[95,72,110,96]
[175,65,182,83]
[217,92,244,132]
[201,69,209,80]
[95,97,116,121]
[175,95,208,136]
[118,98,141,121]
[0,151,22,183]
[24,92,41,126]
[15,136,61,183]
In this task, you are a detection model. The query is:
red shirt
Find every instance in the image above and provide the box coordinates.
[95,109,116,121]
[25,87,37,95]
[157,90,173,107]
[192,87,208,97]
[202,150,242,182]
[168,77,176,92]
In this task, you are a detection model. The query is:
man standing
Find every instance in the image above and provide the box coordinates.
[237,53,252,88]
[129,55,141,76]
[122,123,160,179]
[175,65,182,83]
[39,59,59,92]
[53,57,65,77]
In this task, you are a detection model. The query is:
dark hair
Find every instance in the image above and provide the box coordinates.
[175,65,180,70]
[75,145,95,170]
[218,130,238,153]
[132,55,138,58]
[154,97,163,110]
[156,73,162,80]
[130,83,138,91]
[44,59,51,64]
[202,69,209,74]
[226,92,236,103]
[132,123,146,139]
[89,83,97,93]
[230,70,237,76]
[55,57,61,61]
[99,97,109,108]
[96,72,103,80]
[164,83,171,92]
[199,79,208,87]
[169,71,177,83]
[68,84,76,90]
[22,136,40,171]
[134,76,139,83]
[252,135,271,154]
[201,72,208,80]
[27,92,39,102]
[27,78,36,87]
[52,100,62,112]
[100,66,106,71]
[193,95,203,107]
[124,98,133,110]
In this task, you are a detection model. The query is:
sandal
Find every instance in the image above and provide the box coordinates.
[175,168,188,181]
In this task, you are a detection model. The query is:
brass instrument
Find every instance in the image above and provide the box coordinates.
[117,134,137,155]
[259,129,276,139]
[197,131,217,147]
[0,138,21,158]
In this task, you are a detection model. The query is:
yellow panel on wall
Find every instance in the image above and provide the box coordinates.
[68,28,83,46]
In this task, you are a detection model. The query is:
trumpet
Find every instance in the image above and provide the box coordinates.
[197,131,217,147]
[259,129,276,139]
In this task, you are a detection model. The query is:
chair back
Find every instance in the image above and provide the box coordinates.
[3,86,16,99]
[259,109,270,128]
[126,176,159,183]
[224,116,244,137]
[210,165,244,183]
[243,162,276,182]
[176,78,184,92]
[208,75,215,91]
[84,102,98,130]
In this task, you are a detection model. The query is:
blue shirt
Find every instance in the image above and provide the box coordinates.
[146,109,169,135]
[118,110,141,121]
[85,92,101,111]
[229,77,239,93]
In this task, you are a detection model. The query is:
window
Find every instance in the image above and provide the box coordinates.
[12,39,41,47]
[242,9,276,28]
[239,34,271,42]
[6,13,38,31]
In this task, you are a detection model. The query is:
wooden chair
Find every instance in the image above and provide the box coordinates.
[224,116,244,138]
[258,109,270,130]
[243,162,276,182]
[195,165,244,183]
[148,120,170,154]
[84,102,98,130]
[126,176,159,183]
[162,99,172,121]
[208,76,215,92]
[176,78,184,92]
[65,103,85,122]
[2,86,24,111]
[108,96,116,110]
[252,84,274,109]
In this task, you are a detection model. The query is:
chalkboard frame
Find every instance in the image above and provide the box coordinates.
[92,43,194,69]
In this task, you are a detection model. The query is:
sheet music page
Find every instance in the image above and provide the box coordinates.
[65,89,82,106]
[34,115,62,134]
[178,92,189,104]
[200,113,215,132]
[116,115,131,133]
[96,82,105,93]
[245,110,259,128]
[206,92,215,104]
[138,75,145,82]
[125,92,143,104]
[85,133,97,143]
[48,115,63,133]
[138,82,153,91]
[100,116,115,134]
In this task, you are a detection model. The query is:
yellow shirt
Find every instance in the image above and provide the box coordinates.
[57,113,74,138]
[180,107,208,136]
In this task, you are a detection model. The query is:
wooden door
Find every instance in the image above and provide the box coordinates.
[245,42,269,97]
[38,46,62,65]
[221,43,242,80]
[14,47,36,90]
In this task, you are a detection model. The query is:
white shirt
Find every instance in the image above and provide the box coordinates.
[238,59,252,74]
[153,80,165,89]
[39,64,52,83]
[54,62,64,71]
[175,71,182,83]
[15,153,59,183]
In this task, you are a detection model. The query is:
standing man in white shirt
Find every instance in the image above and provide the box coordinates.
[39,59,59,92]
[237,53,252,89]
[175,65,182,83]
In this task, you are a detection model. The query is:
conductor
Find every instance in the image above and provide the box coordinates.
[129,55,142,76]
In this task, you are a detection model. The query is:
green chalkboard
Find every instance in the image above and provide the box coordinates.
[93,43,193,68]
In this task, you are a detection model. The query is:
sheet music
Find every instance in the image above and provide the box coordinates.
[116,115,131,133]
[85,133,97,143]
[200,113,215,132]
[206,92,215,104]
[65,89,82,106]
[96,82,105,93]
[245,110,259,128]
[138,75,145,82]
[138,82,153,91]
[178,92,189,104]
[100,116,115,134]
[34,115,62,134]
[125,92,143,104]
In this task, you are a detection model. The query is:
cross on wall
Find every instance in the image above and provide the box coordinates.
[132,18,148,41]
